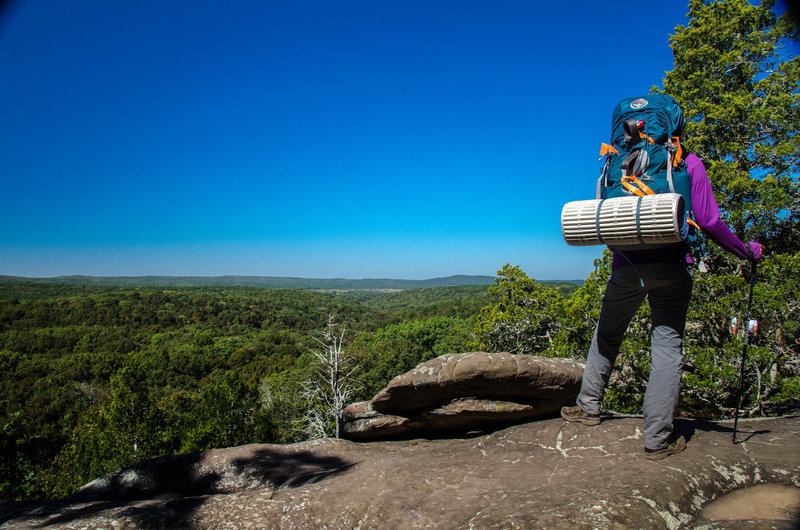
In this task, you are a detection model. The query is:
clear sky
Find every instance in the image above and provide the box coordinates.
[0,1,718,280]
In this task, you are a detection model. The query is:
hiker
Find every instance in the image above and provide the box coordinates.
[561,99,763,460]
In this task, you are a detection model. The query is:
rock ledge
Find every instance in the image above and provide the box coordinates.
[2,415,798,529]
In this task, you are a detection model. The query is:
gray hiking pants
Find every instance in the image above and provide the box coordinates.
[576,261,693,450]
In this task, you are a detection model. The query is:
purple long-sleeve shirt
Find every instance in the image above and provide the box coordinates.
[612,153,760,268]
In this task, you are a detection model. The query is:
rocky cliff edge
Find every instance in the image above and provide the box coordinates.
[1,414,798,529]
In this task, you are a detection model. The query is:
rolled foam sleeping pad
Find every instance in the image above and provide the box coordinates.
[561,193,688,249]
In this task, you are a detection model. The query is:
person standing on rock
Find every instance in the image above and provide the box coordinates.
[560,141,763,460]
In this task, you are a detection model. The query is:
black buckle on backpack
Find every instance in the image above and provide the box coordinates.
[623,119,642,149]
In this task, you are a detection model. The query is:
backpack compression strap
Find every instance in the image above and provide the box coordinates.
[620,174,702,232]
[621,176,655,196]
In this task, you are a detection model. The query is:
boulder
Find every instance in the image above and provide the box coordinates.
[370,352,583,414]
[342,400,378,422]
[341,353,584,440]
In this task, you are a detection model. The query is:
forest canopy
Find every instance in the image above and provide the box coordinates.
[0,282,500,500]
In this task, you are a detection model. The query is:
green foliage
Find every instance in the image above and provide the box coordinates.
[352,285,492,323]
[46,360,170,496]
[0,411,42,501]
[257,372,306,443]
[0,286,346,500]
[471,264,568,356]
[561,250,613,356]
[2,248,796,504]
[541,281,583,298]
[657,0,800,416]
[183,370,271,451]
[353,316,472,399]
[0,281,493,501]
[681,252,800,417]
[662,0,799,251]
[105,363,164,459]
[47,406,115,497]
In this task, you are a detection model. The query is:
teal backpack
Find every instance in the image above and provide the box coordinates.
[597,94,699,243]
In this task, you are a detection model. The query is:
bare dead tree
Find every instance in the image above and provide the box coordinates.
[300,315,359,439]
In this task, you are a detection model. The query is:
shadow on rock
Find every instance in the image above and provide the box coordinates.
[2,445,356,530]
[69,452,221,503]
[228,447,357,489]
[2,451,217,529]
[598,415,772,445]
[674,417,771,445]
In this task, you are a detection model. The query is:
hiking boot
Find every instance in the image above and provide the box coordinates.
[560,405,601,426]
[644,436,687,461]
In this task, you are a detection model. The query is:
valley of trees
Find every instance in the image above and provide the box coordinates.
[0,283,501,501]
[2,0,798,505]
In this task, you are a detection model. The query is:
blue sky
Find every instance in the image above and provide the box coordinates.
[0,1,722,280]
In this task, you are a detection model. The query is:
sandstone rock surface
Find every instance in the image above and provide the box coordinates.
[371,351,584,413]
[2,415,798,529]
[342,401,416,440]
[344,352,584,440]
[343,397,542,441]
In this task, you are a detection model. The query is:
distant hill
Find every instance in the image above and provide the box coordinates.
[0,274,584,291]
[0,274,494,290]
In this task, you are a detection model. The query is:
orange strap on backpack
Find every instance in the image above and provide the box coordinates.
[599,143,619,160]
[670,137,684,167]
[621,176,656,197]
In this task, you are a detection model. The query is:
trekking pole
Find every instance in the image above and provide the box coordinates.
[732,260,757,444]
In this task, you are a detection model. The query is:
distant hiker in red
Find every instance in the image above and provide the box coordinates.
[560,95,762,460]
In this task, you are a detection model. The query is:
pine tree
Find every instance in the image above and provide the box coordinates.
[660,0,800,416]
[471,264,567,356]
[662,0,799,252]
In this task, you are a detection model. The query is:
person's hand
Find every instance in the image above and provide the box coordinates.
[747,241,763,261]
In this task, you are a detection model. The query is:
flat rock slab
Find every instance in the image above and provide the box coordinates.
[370,352,584,413]
[2,415,799,529]
[343,398,540,441]
[343,409,416,441]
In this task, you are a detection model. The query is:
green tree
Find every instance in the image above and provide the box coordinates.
[682,253,800,417]
[659,0,800,416]
[184,370,270,451]
[471,264,567,356]
[47,361,167,496]
[353,315,472,398]
[105,364,164,459]
[0,411,42,501]
[258,372,305,443]
[663,0,799,253]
